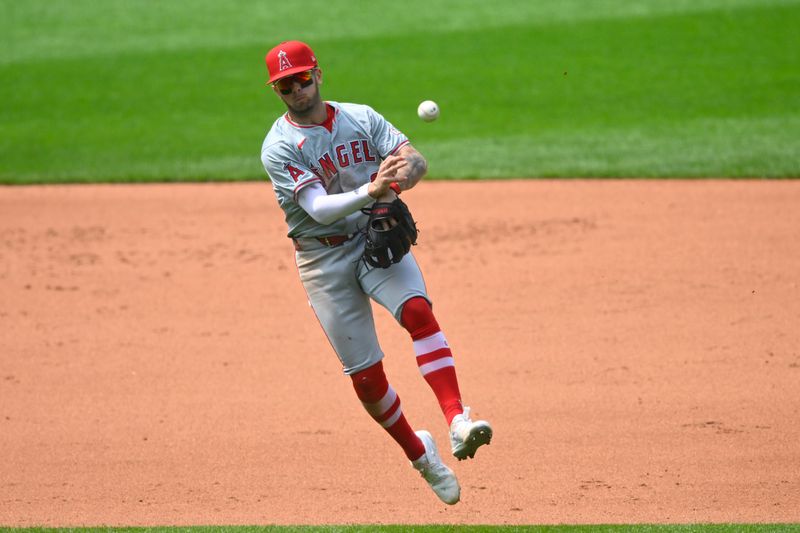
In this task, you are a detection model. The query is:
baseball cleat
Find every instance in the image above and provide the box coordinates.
[411,430,460,505]
[450,406,493,461]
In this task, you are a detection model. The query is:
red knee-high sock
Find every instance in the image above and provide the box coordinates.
[401,297,464,425]
[351,361,425,461]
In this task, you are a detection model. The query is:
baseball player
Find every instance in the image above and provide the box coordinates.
[260,40,492,505]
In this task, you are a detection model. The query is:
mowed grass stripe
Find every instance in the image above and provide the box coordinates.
[422,116,800,178]
[353,4,800,177]
[3,0,790,64]
[2,526,800,533]
[1,1,798,182]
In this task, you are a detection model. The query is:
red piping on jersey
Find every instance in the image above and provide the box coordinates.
[293,176,323,200]
[284,103,337,133]
[389,139,410,155]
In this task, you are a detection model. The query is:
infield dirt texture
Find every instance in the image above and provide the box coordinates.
[1,181,799,525]
[2,0,800,528]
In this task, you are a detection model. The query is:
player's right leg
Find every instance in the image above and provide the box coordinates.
[349,360,424,460]
[295,240,459,503]
[295,240,384,372]
[350,361,459,505]
[346,348,461,503]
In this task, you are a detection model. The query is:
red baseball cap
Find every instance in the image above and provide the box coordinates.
[265,40,318,84]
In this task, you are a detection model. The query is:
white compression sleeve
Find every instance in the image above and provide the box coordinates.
[297,181,373,226]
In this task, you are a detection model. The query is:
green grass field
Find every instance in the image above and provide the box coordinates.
[2,0,799,183]
[3,526,800,533]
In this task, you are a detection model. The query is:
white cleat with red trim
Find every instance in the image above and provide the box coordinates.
[450,406,493,461]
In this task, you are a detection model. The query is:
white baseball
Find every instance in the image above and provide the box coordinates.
[417,100,440,122]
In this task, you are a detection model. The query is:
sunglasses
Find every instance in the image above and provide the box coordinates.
[273,69,315,95]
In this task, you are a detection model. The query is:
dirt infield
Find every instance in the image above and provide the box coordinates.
[1,180,799,526]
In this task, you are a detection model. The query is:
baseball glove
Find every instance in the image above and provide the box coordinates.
[361,198,418,268]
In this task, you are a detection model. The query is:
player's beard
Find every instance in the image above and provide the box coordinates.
[287,85,322,118]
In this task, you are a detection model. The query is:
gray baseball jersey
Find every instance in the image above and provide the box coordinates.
[261,101,429,375]
[261,101,409,238]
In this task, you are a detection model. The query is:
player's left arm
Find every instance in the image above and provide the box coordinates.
[393,144,427,192]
